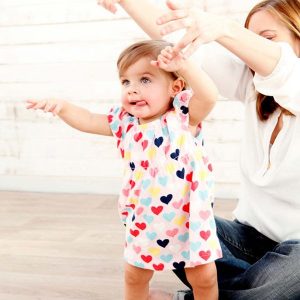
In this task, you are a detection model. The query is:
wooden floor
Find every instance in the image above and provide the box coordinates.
[0,191,236,300]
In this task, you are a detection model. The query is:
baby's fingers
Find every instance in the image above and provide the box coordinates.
[26,99,43,110]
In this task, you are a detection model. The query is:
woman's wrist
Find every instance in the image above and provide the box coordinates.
[216,17,237,44]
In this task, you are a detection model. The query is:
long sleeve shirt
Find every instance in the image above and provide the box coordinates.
[196,42,300,242]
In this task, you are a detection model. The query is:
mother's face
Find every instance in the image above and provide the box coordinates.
[248,9,300,57]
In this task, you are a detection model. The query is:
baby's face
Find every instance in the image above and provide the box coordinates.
[119,57,175,124]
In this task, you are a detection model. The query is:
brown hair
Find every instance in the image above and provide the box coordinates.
[244,0,300,121]
[117,39,180,81]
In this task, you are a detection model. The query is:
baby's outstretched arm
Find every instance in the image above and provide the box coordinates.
[26,99,112,136]
[153,47,218,126]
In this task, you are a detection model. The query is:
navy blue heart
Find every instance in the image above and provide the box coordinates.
[132,214,135,222]
[154,136,164,147]
[160,194,173,205]
[170,149,180,160]
[129,162,135,171]
[180,106,189,114]
[173,261,186,270]
[157,239,169,248]
[176,168,185,179]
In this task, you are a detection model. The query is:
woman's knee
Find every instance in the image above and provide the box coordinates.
[274,239,300,257]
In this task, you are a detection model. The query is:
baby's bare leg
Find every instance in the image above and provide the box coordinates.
[124,262,154,300]
[185,262,218,300]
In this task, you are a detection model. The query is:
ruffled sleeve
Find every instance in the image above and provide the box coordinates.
[107,106,135,157]
[172,89,193,128]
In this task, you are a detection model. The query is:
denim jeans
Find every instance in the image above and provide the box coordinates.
[174,217,300,300]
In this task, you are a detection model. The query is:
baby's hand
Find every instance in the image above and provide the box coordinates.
[97,0,121,13]
[151,46,186,73]
[26,99,65,116]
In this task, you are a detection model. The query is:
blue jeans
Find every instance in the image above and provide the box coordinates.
[174,217,300,299]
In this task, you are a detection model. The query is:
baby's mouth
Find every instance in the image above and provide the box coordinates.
[131,100,147,106]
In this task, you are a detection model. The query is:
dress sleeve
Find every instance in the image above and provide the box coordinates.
[253,42,300,115]
[173,89,193,128]
[107,106,135,155]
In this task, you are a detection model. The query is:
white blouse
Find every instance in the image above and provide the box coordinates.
[196,42,300,242]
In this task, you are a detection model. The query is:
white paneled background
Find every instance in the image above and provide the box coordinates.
[0,0,259,198]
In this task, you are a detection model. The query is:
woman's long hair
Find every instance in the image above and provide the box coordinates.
[244,0,300,121]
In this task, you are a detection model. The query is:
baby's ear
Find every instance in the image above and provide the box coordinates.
[171,77,185,96]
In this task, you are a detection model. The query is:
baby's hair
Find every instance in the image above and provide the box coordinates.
[117,39,182,83]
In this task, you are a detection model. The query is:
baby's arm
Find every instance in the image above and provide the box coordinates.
[154,47,218,126]
[26,99,112,136]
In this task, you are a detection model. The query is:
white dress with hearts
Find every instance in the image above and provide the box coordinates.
[108,90,222,271]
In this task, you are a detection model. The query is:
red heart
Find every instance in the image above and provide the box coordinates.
[186,171,193,182]
[141,160,149,170]
[108,115,113,123]
[185,222,189,229]
[126,124,134,132]
[120,148,124,158]
[125,204,135,209]
[135,222,146,230]
[208,163,213,172]
[182,203,190,213]
[151,206,163,215]
[130,229,139,237]
[200,230,211,241]
[141,255,152,263]
[153,263,164,271]
[116,126,122,138]
[199,250,211,261]
[134,132,143,142]
[129,180,135,189]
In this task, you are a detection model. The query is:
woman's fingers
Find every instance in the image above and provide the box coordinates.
[172,28,198,54]
[97,0,119,13]
[182,37,203,57]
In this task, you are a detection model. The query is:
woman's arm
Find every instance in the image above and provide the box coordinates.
[26,99,112,136]
[157,1,281,77]
[99,0,281,77]
[98,0,162,39]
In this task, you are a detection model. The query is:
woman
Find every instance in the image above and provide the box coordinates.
[98,0,300,299]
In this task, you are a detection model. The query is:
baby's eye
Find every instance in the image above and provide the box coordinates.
[121,79,130,86]
[141,77,151,84]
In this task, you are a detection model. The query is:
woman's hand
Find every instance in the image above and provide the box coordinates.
[97,0,121,13]
[151,46,186,73]
[157,0,227,57]
[26,99,65,116]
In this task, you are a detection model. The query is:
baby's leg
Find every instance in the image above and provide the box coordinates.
[124,262,154,300]
[185,262,218,300]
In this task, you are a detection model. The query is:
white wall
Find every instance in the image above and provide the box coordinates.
[0,0,259,198]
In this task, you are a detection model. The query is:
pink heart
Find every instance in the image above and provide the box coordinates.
[150,167,158,178]
[142,140,148,150]
[172,199,183,209]
[133,245,141,254]
[166,228,179,237]
[199,210,211,220]
[122,188,130,197]
[136,207,144,215]
[191,181,199,191]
